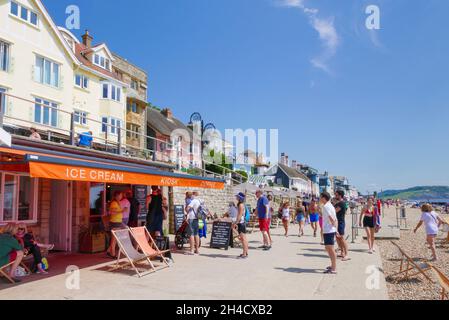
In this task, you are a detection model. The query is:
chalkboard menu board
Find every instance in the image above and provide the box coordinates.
[133,185,147,219]
[210,221,232,250]
[174,205,185,232]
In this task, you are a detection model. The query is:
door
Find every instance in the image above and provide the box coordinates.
[49,180,73,252]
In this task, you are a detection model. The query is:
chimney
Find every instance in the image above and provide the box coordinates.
[82,30,93,48]
[280,153,286,165]
[162,108,173,119]
[291,160,297,168]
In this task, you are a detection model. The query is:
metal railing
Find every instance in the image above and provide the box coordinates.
[0,92,247,185]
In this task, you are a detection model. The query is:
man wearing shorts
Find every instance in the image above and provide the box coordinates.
[255,190,271,250]
[320,192,338,274]
[186,193,201,255]
[334,190,350,261]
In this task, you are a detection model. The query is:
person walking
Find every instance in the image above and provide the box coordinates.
[235,193,249,259]
[334,190,350,261]
[146,186,164,237]
[296,204,306,237]
[267,194,274,247]
[281,202,291,237]
[255,190,271,250]
[320,192,338,274]
[414,204,445,261]
[308,199,320,238]
[359,198,376,254]
[186,192,201,255]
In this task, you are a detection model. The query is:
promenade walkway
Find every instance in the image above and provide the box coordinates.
[0,218,388,300]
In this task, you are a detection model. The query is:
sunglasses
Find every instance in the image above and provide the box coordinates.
[18,228,25,231]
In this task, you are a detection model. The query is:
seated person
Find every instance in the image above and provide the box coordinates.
[0,223,25,283]
[15,224,52,274]
[78,131,93,148]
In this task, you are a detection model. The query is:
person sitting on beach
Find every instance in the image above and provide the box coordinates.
[414,204,445,261]
[0,223,25,283]
[15,224,53,274]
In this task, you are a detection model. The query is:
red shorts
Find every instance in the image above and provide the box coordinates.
[259,219,270,232]
[9,251,18,263]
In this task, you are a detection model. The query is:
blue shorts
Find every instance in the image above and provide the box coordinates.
[324,233,336,246]
[187,219,199,237]
[309,213,320,223]
[296,214,305,222]
[338,221,346,236]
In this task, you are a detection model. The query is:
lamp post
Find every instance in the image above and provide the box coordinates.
[188,112,215,177]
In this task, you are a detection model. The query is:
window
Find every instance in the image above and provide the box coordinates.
[10,1,18,16]
[10,1,38,26]
[89,183,105,217]
[0,173,38,223]
[35,56,60,87]
[101,82,121,102]
[34,97,58,127]
[127,102,138,113]
[126,124,140,139]
[0,40,9,72]
[94,54,110,70]
[0,87,6,114]
[101,117,121,135]
[74,110,88,126]
[75,74,89,89]
[30,11,38,26]
[131,79,138,90]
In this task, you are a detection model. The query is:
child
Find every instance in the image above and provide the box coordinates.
[414,204,444,261]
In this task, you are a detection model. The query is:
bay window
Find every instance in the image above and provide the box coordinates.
[0,173,38,223]
[101,82,121,102]
[35,55,60,87]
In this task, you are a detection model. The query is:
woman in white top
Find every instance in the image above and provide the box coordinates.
[280,202,291,237]
[414,204,445,261]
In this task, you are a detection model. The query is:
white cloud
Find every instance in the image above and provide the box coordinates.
[277,0,340,74]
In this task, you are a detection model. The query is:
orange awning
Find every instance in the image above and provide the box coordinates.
[0,146,225,189]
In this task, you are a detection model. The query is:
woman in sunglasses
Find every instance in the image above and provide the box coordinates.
[15,224,53,274]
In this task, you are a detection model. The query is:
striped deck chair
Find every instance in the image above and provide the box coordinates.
[111,228,157,278]
[390,241,433,283]
[129,227,171,270]
[428,264,449,300]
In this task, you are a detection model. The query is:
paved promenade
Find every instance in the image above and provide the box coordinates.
[0,219,388,300]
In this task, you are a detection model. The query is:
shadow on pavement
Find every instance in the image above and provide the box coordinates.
[297,253,329,259]
[275,267,323,274]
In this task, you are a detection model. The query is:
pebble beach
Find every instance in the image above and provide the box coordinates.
[378,207,449,300]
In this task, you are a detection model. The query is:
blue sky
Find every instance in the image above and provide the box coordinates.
[44,0,449,193]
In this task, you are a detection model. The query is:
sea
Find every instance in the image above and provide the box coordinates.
[409,198,449,204]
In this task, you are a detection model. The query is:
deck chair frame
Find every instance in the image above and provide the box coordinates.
[129,226,171,271]
[110,229,158,278]
[428,264,449,300]
[0,261,16,284]
[390,241,433,283]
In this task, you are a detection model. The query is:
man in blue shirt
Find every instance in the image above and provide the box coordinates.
[78,131,93,148]
[255,190,271,250]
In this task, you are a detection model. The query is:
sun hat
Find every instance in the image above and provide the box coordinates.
[236,192,246,202]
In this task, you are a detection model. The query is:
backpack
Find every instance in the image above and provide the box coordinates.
[245,206,251,223]
[195,201,208,220]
